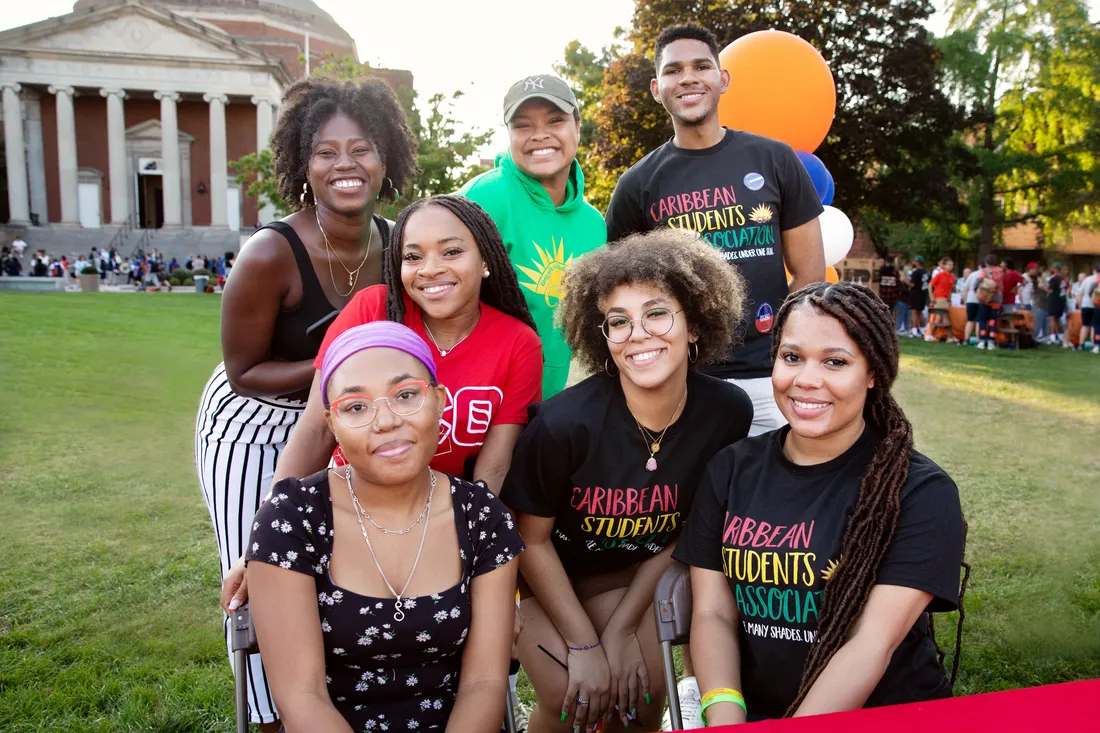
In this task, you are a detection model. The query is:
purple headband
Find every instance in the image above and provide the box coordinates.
[319,321,438,408]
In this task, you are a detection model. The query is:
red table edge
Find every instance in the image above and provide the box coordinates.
[652,679,1099,732]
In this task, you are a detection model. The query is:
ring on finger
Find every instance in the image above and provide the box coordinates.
[576,698,589,705]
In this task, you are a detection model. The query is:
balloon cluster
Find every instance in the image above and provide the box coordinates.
[717,30,853,281]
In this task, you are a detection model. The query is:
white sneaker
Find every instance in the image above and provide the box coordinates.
[512,700,531,733]
[1092,346,1099,354]
[976,341,986,350]
[661,676,705,730]
[988,342,998,350]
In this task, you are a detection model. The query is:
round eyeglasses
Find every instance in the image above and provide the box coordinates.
[330,381,430,429]
[599,308,683,343]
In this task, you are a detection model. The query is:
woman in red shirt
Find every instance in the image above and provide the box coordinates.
[279,194,542,489]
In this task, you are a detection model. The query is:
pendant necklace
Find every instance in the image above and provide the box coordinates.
[423,315,478,357]
[633,389,687,472]
[344,465,435,622]
[317,207,374,295]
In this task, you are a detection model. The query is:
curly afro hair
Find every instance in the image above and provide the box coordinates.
[271,75,418,211]
[559,228,746,373]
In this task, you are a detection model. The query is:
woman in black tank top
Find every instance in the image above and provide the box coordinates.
[195,76,418,733]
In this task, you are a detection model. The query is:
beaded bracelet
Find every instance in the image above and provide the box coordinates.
[566,640,601,651]
[700,689,746,727]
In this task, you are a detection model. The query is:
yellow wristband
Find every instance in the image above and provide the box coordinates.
[701,687,744,706]
[699,691,746,726]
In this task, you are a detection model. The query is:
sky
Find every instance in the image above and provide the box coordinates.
[3,0,1098,156]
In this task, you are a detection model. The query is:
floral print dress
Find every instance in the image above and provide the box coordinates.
[247,470,523,731]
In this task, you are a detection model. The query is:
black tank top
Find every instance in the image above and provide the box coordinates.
[264,217,391,363]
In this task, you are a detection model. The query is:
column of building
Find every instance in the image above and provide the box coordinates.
[1,83,30,225]
[47,85,80,227]
[99,88,129,226]
[252,95,275,225]
[204,94,229,229]
[153,91,182,229]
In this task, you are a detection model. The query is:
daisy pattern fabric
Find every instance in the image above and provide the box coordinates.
[246,470,523,730]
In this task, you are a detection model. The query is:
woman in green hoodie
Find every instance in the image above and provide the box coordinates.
[459,74,607,398]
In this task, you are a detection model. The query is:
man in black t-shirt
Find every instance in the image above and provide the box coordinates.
[604,23,824,437]
[906,256,929,338]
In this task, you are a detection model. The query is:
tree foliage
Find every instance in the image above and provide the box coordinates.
[231,54,492,219]
[939,0,1100,254]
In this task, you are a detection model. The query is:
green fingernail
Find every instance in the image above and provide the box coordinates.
[573,727,580,733]
[631,708,636,714]
[645,693,651,705]
[561,712,568,722]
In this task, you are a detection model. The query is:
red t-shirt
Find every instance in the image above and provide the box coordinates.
[1002,270,1024,305]
[315,284,543,478]
[930,271,955,300]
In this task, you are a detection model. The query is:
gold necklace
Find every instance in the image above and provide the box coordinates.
[316,206,374,296]
[633,389,687,472]
[422,314,479,357]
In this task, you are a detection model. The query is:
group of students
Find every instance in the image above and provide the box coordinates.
[194,23,966,733]
[880,253,1100,352]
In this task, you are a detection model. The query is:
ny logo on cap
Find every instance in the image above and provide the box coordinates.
[523,77,545,91]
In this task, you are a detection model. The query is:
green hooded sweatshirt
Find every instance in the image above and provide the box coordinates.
[459,152,606,397]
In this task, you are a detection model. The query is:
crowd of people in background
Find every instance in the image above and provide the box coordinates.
[0,238,236,291]
[878,254,1099,354]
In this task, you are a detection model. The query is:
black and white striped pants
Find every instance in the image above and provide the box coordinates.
[195,363,304,724]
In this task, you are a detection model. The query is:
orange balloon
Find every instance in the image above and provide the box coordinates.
[825,266,840,283]
[718,31,836,152]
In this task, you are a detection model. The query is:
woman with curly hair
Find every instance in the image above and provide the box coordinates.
[674,283,965,724]
[195,75,416,730]
[500,229,754,733]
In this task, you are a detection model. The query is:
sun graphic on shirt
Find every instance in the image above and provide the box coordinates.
[749,204,774,224]
[820,558,840,582]
[516,237,573,306]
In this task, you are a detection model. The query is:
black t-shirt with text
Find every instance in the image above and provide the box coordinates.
[501,371,753,577]
[604,130,823,379]
[673,426,965,718]
[909,267,929,307]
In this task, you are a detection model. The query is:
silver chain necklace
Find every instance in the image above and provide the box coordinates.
[344,465,435,622]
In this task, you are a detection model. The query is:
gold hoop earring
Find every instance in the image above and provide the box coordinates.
[604,357,619,376]
[689,341,699,364]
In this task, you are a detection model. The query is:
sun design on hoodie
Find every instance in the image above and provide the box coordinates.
[516,237,573,306]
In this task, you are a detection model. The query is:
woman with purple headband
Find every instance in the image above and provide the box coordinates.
[246,321,523,733]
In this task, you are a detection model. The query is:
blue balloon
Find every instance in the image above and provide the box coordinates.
[822,175,835,206]
[795,150,833,204]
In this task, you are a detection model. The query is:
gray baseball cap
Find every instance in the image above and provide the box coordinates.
[503,75,578,123]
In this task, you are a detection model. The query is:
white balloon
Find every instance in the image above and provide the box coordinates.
[818,205,854,267]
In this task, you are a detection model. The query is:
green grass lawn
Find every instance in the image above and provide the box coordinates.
[1,293,1097,731]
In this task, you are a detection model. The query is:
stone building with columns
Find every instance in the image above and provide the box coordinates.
[0,0,412,257]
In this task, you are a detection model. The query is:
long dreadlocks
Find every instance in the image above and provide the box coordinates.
[382,195,537,333]
[771,282,968,715]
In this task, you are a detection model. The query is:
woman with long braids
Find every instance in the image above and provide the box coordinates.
[502,230,754,733]
[196,75,416,730]
[673,282,966,724]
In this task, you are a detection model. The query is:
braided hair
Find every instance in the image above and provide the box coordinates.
[271,75,418,210]
[771,282,967,714]
[383,195,537,333]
